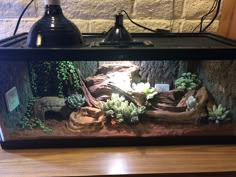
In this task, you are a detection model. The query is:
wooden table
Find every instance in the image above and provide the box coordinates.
[0,145,236,177]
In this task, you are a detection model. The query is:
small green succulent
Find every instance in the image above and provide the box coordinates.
[174,72,201,91]
[65,94,85,109]
[132,82,157,100]
[207,104,231,124]
[186,96,198,111]
[99,93,145,124]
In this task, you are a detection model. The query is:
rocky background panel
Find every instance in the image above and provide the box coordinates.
[74,61,98,78]
[132,60,188,87]
[198,60,236,120]
[0,61,33,131]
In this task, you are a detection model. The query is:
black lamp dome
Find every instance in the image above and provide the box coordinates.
[104,13,133,42]
[27,0,84,48]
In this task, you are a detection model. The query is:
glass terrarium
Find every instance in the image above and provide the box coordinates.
[0,32,236,149]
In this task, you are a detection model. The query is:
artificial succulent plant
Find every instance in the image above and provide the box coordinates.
[186,96,198,111]
[174,72,201,92]
[132,82,157,100]
[99,93,145,124]
[65,94,85,109]
[207,104,231,124]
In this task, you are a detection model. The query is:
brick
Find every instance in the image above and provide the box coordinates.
[124,19,181,32]
[0,0,223,40]
[0,19,37,40]
[89,19,181,33]
[0,18,89,40]
[58,0,134,19]
[181,20,219,32]
[70,19,89,33]
[89,20,113,33]
[134,0,184,19]
[0,0,38,18]
[183,0,219,19]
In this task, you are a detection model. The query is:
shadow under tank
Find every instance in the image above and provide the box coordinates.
[0,32,236,148]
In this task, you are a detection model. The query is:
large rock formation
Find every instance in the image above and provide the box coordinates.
[66,107,105,133]
[86,64,141,100]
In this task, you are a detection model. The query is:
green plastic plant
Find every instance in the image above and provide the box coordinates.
[20,97,37,121]
[132,82,157,100]
[19,117,52,133]
[65,94,85,109]
[19,97,52,133]
[56,61,80,95]
[174,72,201,91]
[99,93,145,124]
[30,61,81,98]
[30,61,54,96]
[207,104,231,124]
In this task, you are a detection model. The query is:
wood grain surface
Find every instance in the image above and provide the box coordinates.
[0,145,235,177]
[218,0,236,39]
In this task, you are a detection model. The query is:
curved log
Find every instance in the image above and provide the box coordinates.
[145,109,207,124]
[150,89,185,106]
[145,87,208,124]
[153,103,186,112]
[177,90,196,107]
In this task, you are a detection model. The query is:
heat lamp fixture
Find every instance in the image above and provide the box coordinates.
[27,0,84,48]
[104,13,133,43]
[99,11,153,47]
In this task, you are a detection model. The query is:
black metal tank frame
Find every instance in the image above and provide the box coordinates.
[0,32,236,61]
[1,136,236,149]
[0,32,236,149]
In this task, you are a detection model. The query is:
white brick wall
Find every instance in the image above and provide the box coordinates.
[0,0,221,40]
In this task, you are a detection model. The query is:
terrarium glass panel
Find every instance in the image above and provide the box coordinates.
[0,60,235,143]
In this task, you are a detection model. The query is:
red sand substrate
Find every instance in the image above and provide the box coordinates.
[6,119,236,141]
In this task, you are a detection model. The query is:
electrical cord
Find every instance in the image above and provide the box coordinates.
[15,1,220,35]
[202,0,221,32]
[192,0,218,32]
[13,0,35,36]
[192,0,221,33]
[170,0,176,32]
[120,10,170,33]
[200,0,218,32]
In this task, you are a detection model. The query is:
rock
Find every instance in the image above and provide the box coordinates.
[34,97,72,120]
[66,107,105,133]
[86,74,109,87]
[86,64,141,99]
[96,64,139,75]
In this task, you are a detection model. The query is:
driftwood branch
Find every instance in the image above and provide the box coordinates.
[77,70,99,108]
[153,103,186,112]
[145,87,208,124]
[151,89,185,107]
[108,84,140,106]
